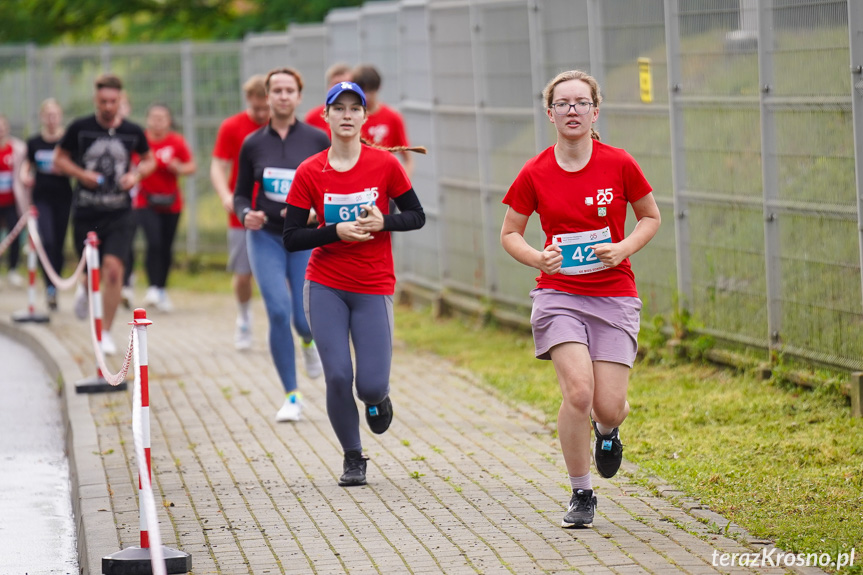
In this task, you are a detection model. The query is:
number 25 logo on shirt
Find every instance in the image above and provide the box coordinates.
[596,188,614,206]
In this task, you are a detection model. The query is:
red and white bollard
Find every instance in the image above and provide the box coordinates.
[76,231,127,393]
[136,308,154,550]
[12,208,49,324]
[102,309,191,575]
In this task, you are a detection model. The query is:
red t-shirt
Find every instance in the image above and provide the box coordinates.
[212,111,267,228]
[362,104,409,148]
[136,131,192,213]
[287,145,412,295]
[304,105,329,136]
[0,143,14,208]
[502,142,653,297]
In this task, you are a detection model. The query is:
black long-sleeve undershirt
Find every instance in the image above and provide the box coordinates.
[282,188,425,252]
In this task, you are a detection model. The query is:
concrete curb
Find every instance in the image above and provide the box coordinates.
[0,318,119,575]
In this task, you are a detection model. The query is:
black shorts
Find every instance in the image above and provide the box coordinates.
[73,210,135,263]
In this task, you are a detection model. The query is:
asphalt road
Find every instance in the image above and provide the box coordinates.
[0,331,78,575]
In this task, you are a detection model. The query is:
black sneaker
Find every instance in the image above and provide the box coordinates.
[561,489,597,528]
[592,420,623,479]
[365,396,393,434]
[338,450,368,486]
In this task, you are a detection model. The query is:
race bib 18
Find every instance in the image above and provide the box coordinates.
[553,227,612,275]
[262,167,296,203]
[323,188,379,225]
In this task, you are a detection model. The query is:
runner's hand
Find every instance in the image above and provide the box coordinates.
[356,203,384,233]
[243,209,267,230]
[590,242,626,268]
[336,221,374,243]
[538,243,563,275]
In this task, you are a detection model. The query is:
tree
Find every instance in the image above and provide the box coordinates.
[0,0,364,45]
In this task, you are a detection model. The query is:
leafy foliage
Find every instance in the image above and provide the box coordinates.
[0,0,364,45]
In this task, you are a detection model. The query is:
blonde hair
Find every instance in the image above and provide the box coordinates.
[242,74,267,99]
[39,97,62,115]
[543,70,602,141]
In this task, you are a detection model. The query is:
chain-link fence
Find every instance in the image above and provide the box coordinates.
[0,0,860,371]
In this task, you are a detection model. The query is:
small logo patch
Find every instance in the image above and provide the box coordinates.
[601,440,613,451]
[369,406,379,416]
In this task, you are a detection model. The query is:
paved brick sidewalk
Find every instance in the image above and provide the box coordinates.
[0,287,820,575]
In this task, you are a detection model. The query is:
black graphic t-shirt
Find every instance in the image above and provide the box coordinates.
[59,114,149,216]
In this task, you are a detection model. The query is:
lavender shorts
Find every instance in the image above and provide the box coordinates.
[530,288,642,367]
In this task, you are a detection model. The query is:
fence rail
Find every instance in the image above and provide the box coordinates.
[1,0,860,371]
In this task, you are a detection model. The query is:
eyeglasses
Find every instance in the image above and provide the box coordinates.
[550,101,594,115]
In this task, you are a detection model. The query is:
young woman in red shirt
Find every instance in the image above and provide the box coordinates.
[283,81,426,487]
[501,70,661,528]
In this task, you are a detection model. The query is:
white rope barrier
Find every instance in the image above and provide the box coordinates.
[0,211,28,256]
[26,211,86,292]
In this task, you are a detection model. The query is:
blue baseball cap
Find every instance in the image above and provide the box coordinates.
[325,81,366,107]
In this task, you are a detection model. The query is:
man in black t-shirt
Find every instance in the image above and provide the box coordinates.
[55,73,155,354]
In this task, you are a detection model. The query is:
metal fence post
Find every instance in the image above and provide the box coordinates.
[757,0,783,357]
[663,0,693,310]
[180,42,198,257]
[848,0,863,324]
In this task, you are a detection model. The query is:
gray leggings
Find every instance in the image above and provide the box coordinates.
[304,280,394,452]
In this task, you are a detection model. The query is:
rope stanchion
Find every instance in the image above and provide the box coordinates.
[75,232,128,393]
[102,309,192,575]
[11,220,50,324]
[0,210,27,256]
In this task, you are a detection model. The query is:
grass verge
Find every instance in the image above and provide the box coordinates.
[393,303,863,567]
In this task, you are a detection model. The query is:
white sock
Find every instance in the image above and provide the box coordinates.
[595,422,615,436]
[569,473,592,492]
[237,301,251,325]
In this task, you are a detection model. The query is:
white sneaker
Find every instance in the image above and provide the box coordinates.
[156,289,173,313]
[121,286,135,310]
[7,270,24,288]
[74,284,89,320]
[101,331,117,355]
[143,285,160,307]
[275,393,303,422]
[302,341,323,379]
[235,320,252,350]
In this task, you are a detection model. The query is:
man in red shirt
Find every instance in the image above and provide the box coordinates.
[304,62,351,136]
[351,65,414,179]
[210,75,269,350]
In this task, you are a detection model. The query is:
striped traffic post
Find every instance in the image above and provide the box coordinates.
[12,207,49,324]
[75,231,127,393]
[102,308,191,575]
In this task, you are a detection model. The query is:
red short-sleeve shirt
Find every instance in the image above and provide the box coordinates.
[288,145,412,295]
[503,142,653,297]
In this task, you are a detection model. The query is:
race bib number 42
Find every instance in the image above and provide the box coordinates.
[262,167,296,203]
[553,227,612,275]
[323,188,379,224]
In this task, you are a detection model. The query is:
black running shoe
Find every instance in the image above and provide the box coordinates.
[365,396,393,435]
[561,489,597,528]
[592,420,623,479]
[338,450,368,486]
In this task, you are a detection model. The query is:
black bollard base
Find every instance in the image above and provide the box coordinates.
[11,309,50,323]
[75,375,128,393]
[102,546,192,574]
